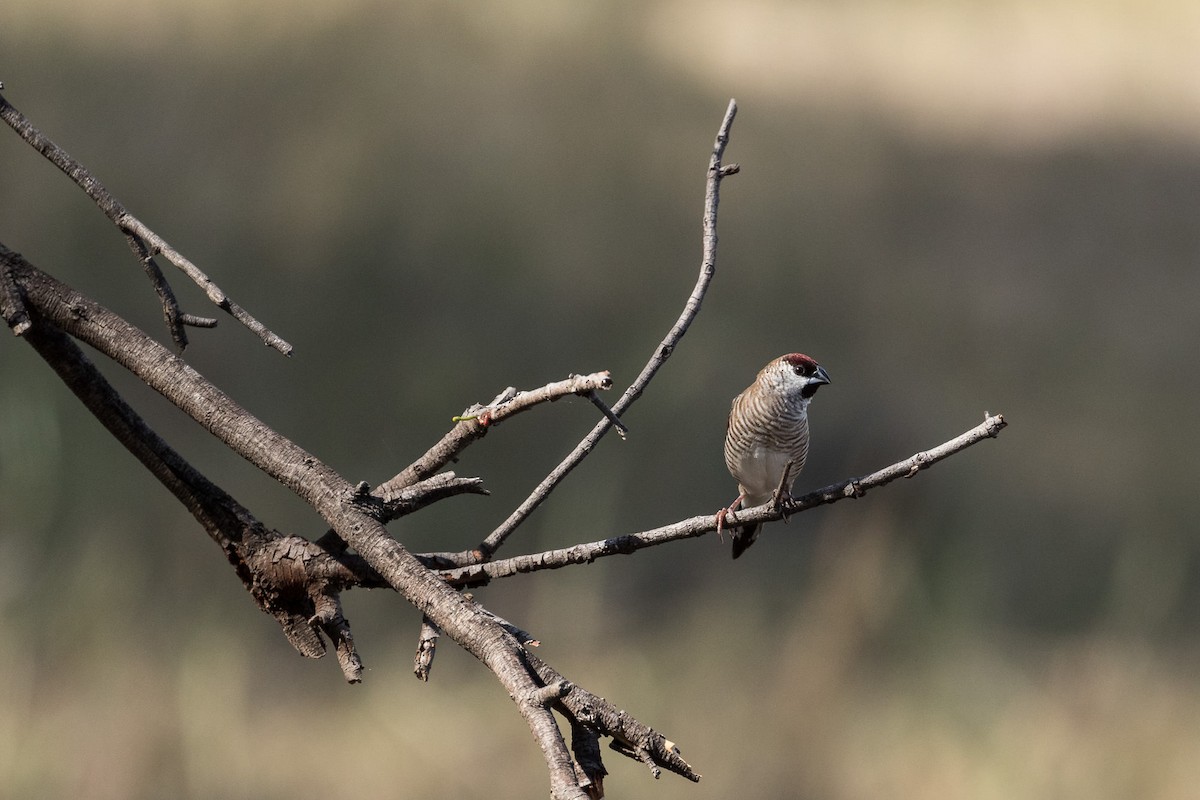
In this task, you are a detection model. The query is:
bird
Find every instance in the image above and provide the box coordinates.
[721,353,831,558]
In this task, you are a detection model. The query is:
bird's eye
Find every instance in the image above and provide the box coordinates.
[793,366,807,376]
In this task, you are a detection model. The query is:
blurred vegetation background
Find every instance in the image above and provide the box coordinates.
[2,0,1198,797]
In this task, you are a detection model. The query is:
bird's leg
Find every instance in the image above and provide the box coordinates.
[772,460,796,523]
[715,492,746,540]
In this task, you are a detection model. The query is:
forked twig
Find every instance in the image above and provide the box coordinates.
[0,90,290,354]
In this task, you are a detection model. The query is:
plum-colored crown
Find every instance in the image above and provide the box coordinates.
[780,353,820,374]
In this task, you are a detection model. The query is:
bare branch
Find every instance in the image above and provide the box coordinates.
[313,470,491,581]
[470,371,614,427]
[0,91,291,354]
[379,471,489,520]
[528,652,702,784]
[119,215,293,354]
[2,94,1008,796]
[4,246,656,797]
[179,313,219,328]
[440,413,1008,585]
[477,98,741,559]
[1,255,372,679]
[526,681,571,707]
[586,390,628,438]
[376,370,615,496]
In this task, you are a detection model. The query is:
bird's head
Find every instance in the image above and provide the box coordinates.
[766,353,831,401]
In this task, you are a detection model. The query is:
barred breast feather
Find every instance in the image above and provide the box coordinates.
[724,374,811,505]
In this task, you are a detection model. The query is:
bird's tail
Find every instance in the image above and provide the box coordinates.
[731,523,761,559]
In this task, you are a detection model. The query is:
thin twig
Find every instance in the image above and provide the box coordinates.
[470,371,614,427]
[308,471,489,558]
[378,472,489,521]
[0,91,291,354]
[124,231,189,351]
[120,216,293,354]
[440,413,1007,585]
[477,98,740,559]
[179,313,219,328]
[586,390,628,438]
[376,371,615,496]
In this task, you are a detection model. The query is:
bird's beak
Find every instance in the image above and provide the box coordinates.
[800,365,830,399]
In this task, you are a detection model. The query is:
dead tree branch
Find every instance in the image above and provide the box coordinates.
[0,254,373,678]
[2,90,1006,797]
[1,92,744,797]
[3,243,655,798]
[527,651,702,784]
[0,93,745,796]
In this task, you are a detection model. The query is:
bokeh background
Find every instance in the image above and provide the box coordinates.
[2,1,1198,797]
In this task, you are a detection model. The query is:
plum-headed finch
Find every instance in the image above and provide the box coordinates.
[721,353,830,558]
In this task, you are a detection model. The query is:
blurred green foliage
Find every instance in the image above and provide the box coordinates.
[1,1,1198,797]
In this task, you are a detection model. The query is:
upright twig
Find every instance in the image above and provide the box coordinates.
[477,98,741,559]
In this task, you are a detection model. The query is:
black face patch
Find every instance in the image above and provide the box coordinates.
[785,354,829,398]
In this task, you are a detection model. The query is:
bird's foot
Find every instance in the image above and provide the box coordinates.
[772,460,796,523]
[715,493,746,541]
[772,491,795,523]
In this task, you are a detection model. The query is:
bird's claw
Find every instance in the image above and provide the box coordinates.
[772,460,796,523]
[771,489,796,524]
[715,508,728,541]
[716,493,746,542]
